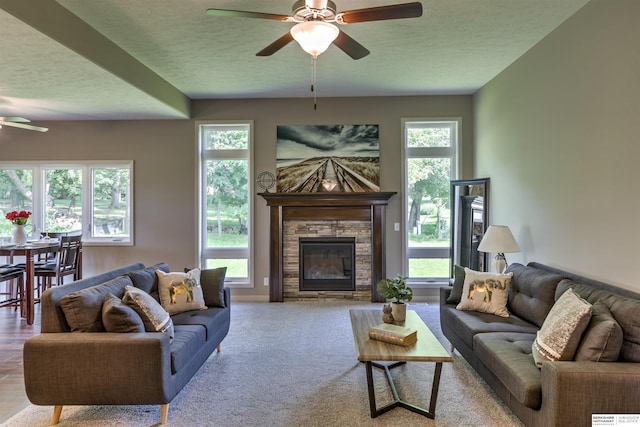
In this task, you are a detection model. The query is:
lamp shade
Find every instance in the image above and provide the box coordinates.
[290,21,339,58]
[477,225,520,254]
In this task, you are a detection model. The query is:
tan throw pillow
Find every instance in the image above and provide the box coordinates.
[123,285,174,339]
[456,268,513,317]
[156,269,206,315]
[532,288,592,368]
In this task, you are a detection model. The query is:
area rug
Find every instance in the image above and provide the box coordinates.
[3,302,524,427]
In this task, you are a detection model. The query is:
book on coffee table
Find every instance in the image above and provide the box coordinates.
[368,323,418,346]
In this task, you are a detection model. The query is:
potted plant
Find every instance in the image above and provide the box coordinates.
[376,275,413,322]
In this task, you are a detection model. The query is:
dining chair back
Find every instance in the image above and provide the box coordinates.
[0,265,25,314]
[34,235,83,293]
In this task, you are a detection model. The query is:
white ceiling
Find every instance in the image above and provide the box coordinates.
[0,0,591,121]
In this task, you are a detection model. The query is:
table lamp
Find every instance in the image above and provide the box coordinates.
[477,225,520,274]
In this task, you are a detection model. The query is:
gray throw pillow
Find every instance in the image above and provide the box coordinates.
[446,265,466,304]
[532,288,592,368]
[574,300,623,362]
[123,285,174,339]
[200,267,227,308]
[126,262,170,294]
[60,275,133,332]
[102,293,145,333]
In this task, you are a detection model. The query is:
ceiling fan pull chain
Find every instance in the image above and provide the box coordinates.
[311,56,318,110]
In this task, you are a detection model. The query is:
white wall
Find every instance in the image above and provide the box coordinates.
[1,95,473,300]
[474,0,640,290]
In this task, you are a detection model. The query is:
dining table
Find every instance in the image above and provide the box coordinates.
[0,240,61,325]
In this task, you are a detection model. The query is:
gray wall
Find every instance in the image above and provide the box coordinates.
[1,96,473,300]
[474,0,640,290]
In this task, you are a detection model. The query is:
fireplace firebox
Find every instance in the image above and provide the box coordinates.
[299,237,355,292]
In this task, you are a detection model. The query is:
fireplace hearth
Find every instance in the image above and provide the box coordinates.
[299,237,355,292]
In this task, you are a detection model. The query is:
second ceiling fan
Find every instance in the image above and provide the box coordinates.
[206,0,423,60]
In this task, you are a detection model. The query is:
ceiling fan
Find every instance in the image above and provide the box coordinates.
[0,117,48,132]
[206,0,423,60]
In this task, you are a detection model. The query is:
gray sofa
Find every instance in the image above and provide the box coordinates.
[440,262,640,427]
[23,262,230,425]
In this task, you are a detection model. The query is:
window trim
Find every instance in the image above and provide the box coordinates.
[197,121,254,288]
[0,160,134,246]
[401,118,461,286]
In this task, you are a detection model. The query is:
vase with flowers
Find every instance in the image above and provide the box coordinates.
[5,210,32,246]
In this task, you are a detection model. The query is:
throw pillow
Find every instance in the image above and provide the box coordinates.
[574,300,623,362]
[446,265,466,304]
[532,288,592,368]
[156,269,207,315]
[102,293,145,333]
[199,267,227,308]
[123,285,174,339]
[456,268,513,317]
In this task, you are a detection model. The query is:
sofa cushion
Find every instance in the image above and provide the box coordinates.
[506,263,565,328]
[441,304,539,346]
[456,268,513,317]
[156,269,207,315]
[574,300,623,362]
[170,325,206,374]
[171,306,229,340]
[558,280,640,362]
[200,267,227,308]
[532,288,592,367]
[59,275,133,332]
[473,332,541,409]
[126,262,170,299]
[123,285,174,339]
[446,264,466,304]
[102,293,145,333]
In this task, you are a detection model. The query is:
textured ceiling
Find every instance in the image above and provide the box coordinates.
[0,0,591,121]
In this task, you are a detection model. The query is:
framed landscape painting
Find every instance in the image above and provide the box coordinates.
[276,124,380,193]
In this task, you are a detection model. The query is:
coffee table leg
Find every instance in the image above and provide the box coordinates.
[365,361,377,417]
[429,362,443,415]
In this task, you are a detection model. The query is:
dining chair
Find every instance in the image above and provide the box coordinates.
[34,235,82,294]
[0,265,25,314]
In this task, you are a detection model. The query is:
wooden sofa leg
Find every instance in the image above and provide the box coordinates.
[216,344,221,352]
[51,405,63,425]
[160,404,169,425]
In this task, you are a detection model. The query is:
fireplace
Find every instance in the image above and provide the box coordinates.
[299,237,355,292]
[260,192,396,302]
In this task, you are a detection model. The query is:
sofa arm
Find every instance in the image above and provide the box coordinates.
[440,287,452,306]
[24,332,173,406]
[541,361,640,426]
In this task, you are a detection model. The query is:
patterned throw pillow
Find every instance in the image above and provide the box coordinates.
[156,269,207,315]
[532,288,592,368]
[123,285,174,339]
[456,268,513,317]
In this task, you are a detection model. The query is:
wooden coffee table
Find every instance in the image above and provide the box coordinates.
[349,309,453,418]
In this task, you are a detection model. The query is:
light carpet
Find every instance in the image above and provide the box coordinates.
[3,302,524,427]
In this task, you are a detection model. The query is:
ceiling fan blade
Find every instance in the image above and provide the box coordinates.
[0,121,48,132]
[337,2,423,24]
[256,32,295,56]
[0,116,30,123]
[206,8,290,21]
[332,31,370,60]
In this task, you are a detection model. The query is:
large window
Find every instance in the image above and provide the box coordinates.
[403,119,459,284]
[199,123,253,286]
[0,162,133,244]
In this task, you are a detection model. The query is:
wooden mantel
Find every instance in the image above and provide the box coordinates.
[259,192,396,302]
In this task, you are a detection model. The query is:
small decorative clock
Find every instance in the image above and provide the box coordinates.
[256,171,276,193]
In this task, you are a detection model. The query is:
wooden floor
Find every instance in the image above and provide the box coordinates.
[0,304,40,424]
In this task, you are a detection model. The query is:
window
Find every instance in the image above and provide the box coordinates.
[198,123,253,286]
[403,119,459,284]
[0,162,133,244]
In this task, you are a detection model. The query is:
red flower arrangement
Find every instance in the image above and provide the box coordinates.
[5,210,32,225]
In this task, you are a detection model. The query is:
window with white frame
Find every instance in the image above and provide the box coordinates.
[0,162,133,244]
[403,119,459,283]
[198,123,253,286]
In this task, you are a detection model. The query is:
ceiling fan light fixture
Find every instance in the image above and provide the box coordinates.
[290,21,339,58]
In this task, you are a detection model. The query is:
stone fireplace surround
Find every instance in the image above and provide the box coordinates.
[260,192,396,302]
